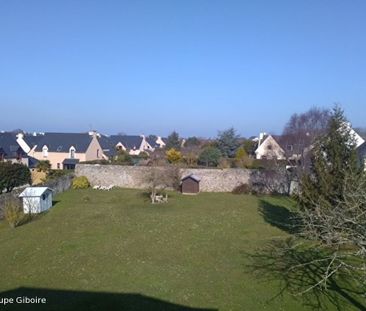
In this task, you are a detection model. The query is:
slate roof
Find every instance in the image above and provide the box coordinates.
[34,133,93,153]
[99,135,144,157]
[23,134,43,148]
[146,136,159,148]
[0,132,26,159]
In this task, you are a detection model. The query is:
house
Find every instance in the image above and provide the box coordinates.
[254,134,286,160]
[100,134,165,158]
[146,135,166,149]
[0,132,35,166]
[26,131,104,169]
[19,187,53,214]
[181,174,201,194]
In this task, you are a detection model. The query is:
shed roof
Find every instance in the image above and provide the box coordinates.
[19,187,52,197]
[182,174,201,182]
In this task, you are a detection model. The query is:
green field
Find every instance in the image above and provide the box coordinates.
[0,189,360,310]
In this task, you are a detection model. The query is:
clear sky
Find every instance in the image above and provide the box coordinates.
[0,0,365,138]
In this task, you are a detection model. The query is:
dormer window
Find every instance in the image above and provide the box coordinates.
[42,145,48,158]
[69,146,76,159]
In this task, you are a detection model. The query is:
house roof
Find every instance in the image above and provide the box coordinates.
[182,174,201,182]
[34,133,93,153]
[146,137,159,148]
[28,156,40,168]
[99,135,144,157]
[0,132,27,159]
[19,187,52,197]
[23,134,43,148]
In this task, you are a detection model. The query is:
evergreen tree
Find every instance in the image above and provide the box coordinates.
[216,127,240,158]
[165,131,181,150]
[298,106,361,210]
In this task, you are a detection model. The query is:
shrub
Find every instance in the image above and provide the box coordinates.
[232,183,252,195]
[113,150,133,165]
[166,148,182,164]
[218,158,231,169]
[234,147,253,168]
[72,176,90,189]
[183,152,198,167]
[36,160,51,173]
[4,199,24,228]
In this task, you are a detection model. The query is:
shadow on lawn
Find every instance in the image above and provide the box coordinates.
[0,287,217,311]
[245,239,366,311]
[258,198,299,234]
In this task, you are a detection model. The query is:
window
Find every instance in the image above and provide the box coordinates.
[42,146,48,158]
[57,163,60,169]
[97,149,99,158]
[69,147,75,159]
[287,145,294,151]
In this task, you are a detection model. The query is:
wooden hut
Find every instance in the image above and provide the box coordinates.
[181,174,201,194]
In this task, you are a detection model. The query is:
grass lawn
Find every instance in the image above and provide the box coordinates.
[0,189,360,310]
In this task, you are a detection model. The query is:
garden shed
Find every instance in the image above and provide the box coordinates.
[181,174,201,194]
[19,187,53,214]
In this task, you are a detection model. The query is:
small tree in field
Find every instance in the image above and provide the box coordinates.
[147,165,181,204]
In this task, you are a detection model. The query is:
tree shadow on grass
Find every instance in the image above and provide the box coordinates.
[0,287,217,311]
[258,198,300,234]
[244,238,366,311]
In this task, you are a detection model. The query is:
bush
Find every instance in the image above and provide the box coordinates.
[218,158,231,169]
[4,199,24,228]
[113,150,133,165]
[36,160,51,173]
[232,183,252,195]
[72,176,90,189]
[166,148,182,164]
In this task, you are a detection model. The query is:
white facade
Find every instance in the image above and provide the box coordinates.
[19,187,53,214]
[255,135,286,160]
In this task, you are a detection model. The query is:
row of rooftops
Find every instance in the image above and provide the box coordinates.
[0,131,167,161]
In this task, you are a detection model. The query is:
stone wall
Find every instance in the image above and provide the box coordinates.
[75,164,289,193]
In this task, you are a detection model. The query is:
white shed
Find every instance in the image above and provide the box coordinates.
[19,187,53,214]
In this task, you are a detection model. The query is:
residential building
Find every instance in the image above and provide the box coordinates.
[26,132,104,169]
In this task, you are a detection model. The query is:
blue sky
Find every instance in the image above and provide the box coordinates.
[0,0,365,137]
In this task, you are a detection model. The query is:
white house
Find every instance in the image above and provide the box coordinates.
[255,134,286,160]
[19,187,53,214]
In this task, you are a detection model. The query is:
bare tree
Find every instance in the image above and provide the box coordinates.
[282,107,330,171]
[146,165,181,204]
